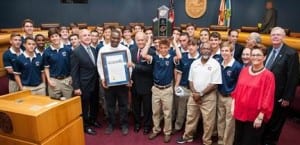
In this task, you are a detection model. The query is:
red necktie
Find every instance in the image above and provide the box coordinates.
[137,49,141,62]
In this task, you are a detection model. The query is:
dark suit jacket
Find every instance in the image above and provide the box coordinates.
[234,43,244,64]
[261,8,277,34]
[130,45,154,94]
[71,44,99,92]
[266,44,299,102]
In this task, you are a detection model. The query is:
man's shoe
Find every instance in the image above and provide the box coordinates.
[176,137,193,144]
[148,132,158,140]
[143,128,151,135]
[104,126,114,135]
[134,124,140,133]
[84,127,96,135]
[90,121,101,128]
[164,135,171,143]
[121,127,129,136]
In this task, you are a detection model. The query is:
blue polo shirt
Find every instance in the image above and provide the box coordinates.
[14,52,43,86]
[3,48,23,80]
[43,44,72,77]
[218,59,242,96]
[151,53,177,86]
[176,52,200,87]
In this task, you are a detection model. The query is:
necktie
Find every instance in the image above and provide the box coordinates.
[266,49,277,69]
[87,47,95,65]
[137,49,141,62]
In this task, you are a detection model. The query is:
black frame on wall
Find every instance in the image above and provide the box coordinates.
[61,0,88,4]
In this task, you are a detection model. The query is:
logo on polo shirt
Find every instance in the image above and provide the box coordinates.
[62,51,67,56]
[165,61,169,66]
[227,70,232,77]
[35,61,40,66]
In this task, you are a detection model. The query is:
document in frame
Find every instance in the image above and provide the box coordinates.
[102,50,130,86]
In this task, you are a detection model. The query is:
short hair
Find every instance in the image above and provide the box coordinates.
[35,34,45,41]
[59,26,69,32]
[10,33,21,39]
[200,29,210,35]
[180,32,190,37]
[186,23,196,29]
[159,39,170,47]
[69,22,78,28]
[173,27,182,33]
[122,26,132,33]
[111,29,121,37]
[24,37,35,44]
[22,19,34,27]
[91,30,99,34]
[144,26,153,32]
[221,41,233,52]
[48,28,60,38]
[69,33,79,40]
[252,44,267,56]
[104,25,114,31]
[210,31,221,40]
[228,29,239,36]
[188,38,199,46]
[248,32,261,43]
[271,27,286,36]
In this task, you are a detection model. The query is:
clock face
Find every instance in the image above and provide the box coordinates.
[159,10,168,17]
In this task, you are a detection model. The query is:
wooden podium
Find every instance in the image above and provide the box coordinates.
[0,90,85,145]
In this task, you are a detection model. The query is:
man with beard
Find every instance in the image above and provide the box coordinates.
[177,42,222,145]
[97,29,132,136]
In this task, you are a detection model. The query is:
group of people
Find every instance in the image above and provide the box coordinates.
[3,18,299,145]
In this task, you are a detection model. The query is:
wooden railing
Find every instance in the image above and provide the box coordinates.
[1,29,300,77]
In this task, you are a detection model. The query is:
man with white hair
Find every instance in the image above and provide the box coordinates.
[262,27,299,145]
[71,29,100,135]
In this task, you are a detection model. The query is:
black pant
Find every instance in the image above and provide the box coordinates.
[132,88,152,129]
[81,87,99,127]
[234,119,265,145]
[262,102,288,145]
[104,85,129,128]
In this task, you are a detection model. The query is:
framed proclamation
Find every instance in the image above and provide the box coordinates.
[101,50,130,87]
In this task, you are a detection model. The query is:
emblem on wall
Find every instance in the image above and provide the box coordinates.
[185,0,207,18]
[0,112,13,134]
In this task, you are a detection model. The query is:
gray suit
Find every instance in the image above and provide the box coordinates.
[260,8,277,34]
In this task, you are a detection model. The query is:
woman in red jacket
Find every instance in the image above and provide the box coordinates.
[232,44,275,145]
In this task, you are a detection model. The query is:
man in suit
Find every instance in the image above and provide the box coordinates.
[260,0,277,34]
[262,27,299,145]
[130,32,154,135]
[71,29,100,135]
[227,29,244,64]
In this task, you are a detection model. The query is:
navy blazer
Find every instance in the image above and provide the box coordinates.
[266,44,299,101]
[71,44,99,92]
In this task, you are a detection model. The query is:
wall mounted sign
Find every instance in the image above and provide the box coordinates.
[185,0,207,18]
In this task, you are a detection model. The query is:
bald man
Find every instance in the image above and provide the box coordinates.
[130,32,154,134]
[71,29,100,135]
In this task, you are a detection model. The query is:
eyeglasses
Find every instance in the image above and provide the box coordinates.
[251,54,263,57]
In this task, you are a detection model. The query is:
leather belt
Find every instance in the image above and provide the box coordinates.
[154,83,172,89]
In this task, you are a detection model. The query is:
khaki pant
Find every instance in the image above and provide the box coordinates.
[174,86,190,130]
[48,77,73,99]
[151,86,173,135]
[23,83,46,96]
[9,79,19,93]
[183,90,217,145]
[217,92,235,145]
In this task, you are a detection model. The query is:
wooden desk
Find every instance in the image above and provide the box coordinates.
[0,91,84,145]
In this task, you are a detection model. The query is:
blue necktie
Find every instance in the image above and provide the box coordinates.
[266,49,277,69]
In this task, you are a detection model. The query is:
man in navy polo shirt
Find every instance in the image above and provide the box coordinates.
[209,32,223,63]
[173,39,200,135]
[217,42,242,145]
[141,38,182,143]
[14,37,45,95]
[43,28,73,100]
[3,33,23,93]
[21,19,35,51]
